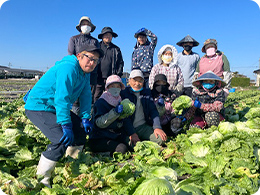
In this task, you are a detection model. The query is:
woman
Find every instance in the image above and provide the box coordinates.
[149,44,184,98]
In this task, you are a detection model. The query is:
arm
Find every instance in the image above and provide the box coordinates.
[200,90,225,112]
[116,48,124,77]
[148,66,157,89]
[79,74,92,119]
[95,109,120,128]
[68,36,76,55]
[172,66,184,96]
[146,29,157,50]
[222,54,232,88]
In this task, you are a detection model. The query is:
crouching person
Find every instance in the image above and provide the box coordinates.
[121,69,167,146]
[184,71,226,129]
[88,75,138,155]
[24,44,103,187]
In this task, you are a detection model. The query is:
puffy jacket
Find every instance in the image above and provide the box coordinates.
[24,55,92,125]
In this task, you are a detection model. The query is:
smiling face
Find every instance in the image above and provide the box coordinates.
[137,35,147,45]
[129,77,144,91]
[77,51,100,73]
[102,33,113,45]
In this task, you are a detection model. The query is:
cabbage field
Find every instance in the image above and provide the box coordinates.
[1,89,260,195]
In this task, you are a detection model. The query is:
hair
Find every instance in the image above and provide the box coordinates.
[78,50,100,58]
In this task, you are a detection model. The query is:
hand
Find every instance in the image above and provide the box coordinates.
[129,133,140,146]
[157,97,164,106]
[176,115,187,122]
[194,99,201,108]
[59,123,74,147]
[82,119,93,134]
[154,128,167,141]
[115,104,123,114]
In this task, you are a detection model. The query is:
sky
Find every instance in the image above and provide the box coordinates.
[0,0,260,80]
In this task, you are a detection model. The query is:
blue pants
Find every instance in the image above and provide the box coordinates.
[25,110,86,161]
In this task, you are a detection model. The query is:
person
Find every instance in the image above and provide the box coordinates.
[24,44,103,188]
[184,71,226,129]
[194,39,232,97]
[68,16,100,113]
[176,35,200,97]
[149,44,184,98]
[93,27,124,103]
[131,28,157,88]
[89,75,137,155]
[120,69,167,146]
[151,74,182,136]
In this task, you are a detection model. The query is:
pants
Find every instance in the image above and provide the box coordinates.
[190,112,224,129]
[93,78,106,103]
[182,87,193,97]
[25,110,86,161]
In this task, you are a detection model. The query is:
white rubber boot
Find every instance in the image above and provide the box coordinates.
[36,154,57,188]
[65,145,84,159]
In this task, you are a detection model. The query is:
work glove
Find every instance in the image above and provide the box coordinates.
[194,99,202,108]
[115,104,123,114]
[59,123,74,147]
[23,89,31,103]
[176,115,187,123]
[82,118,93,135]
[157,97,164,106]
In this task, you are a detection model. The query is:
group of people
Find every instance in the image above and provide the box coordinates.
[23,15,232,187]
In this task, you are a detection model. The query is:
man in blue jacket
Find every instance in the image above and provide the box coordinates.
[24,44,103,187]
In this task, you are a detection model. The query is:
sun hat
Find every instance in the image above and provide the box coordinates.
[153,74,170,87]
[192,71,226,87]
[76,16,96,33]
[176,35,199,47]
[129,69,144,79]
[98,27,118,39]
[201,39,218,53]
[105,75,125,90]
[78,43,104,58]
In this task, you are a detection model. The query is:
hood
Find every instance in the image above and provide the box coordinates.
[157,44,178,66]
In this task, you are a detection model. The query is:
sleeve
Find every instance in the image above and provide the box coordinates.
[95,109,120,128]
[148,66,157,89]
[172,67,184,96]
[200,90,225,112]
[146,29,157,51]
[79,74,92,119]
[222,54,230,72]
[195,58,201,73]
[68,36,76,55]
[153,116,162,130]
[55,64,77,125]
[123,117,135,136]
[116,48,124,77]
[131,50,138,70]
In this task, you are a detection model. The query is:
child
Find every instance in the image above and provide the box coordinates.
[88,75,137,155]
[184,71,226,129]
[151,74,182,136]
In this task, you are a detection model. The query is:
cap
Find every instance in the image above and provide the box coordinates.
[129,69,144,79]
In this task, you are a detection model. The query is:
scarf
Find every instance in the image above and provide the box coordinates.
[100,91,121,107]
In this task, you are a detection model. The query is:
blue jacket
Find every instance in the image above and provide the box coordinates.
[24,55,92,125]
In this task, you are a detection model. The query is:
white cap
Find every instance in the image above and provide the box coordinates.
[129,69,144,79]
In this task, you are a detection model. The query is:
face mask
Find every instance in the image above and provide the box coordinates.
[183,45,192,52]
[131,87,143,93]
[161,55,173,64]
[81,25,91,34]
[206,47,216,57]
[155,84,168,95]
[108,88,121,97]
[202,82,215,90]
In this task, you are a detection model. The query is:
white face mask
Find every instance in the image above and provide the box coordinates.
[108,88,121,97]
[81,25,91,34]
[161,55,173,64]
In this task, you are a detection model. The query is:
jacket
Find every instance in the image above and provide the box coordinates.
[97,41,124,79]
[90,98,134,140]
[68,34,100,85]
[120,87,161,131]
[131,29,157,75]
[24,55,92,125]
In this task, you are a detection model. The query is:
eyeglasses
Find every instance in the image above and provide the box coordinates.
[83,54,99,64]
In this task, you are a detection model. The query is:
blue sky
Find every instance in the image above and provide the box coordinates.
[0,0,260,79]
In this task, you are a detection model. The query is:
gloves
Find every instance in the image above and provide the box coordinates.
[115,104,123,114]
[59,123,74,147]
[23,89,31,103]
[82,119,93,134]
[157,97,164,106]
[176,115,187,122]
[194,99,202,108]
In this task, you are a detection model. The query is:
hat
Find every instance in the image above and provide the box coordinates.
[105,75,125,90]
[76,16,96,33]
[78,43,104,58]
[202,39,217,53]
[134,28,147,38]
[154,74,170,87]
[192,71,226,87]
[98,27,118,39]
[129,69,144,79]
[176,35,199,47]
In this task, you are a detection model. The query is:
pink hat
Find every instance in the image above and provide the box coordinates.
[105,75,125,90]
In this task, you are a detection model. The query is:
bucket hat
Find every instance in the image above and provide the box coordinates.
[76,16,96,33]
[78,43,104,58]
[201,39,217,53]
[129,69,144,79]
[192,71,226,87]
[98,27,118,39]
[176,35,199,47]
[154,74,170,88]
[105,75,125,90]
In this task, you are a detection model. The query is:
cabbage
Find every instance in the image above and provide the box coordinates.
[133,178,175,195]
[188,133,206,144]
[235,121,260,135]
[218,122,237,135]
[190,144,210,157]
[246,118,260,129]
[119,98,135,119]
[204,130,223,143]
[244,107,260,119]
[171,95,192,115]
[150,166,178,181]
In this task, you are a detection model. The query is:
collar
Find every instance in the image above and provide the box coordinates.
[182,50,194,55]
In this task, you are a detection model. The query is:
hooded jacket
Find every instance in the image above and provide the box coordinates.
[24,55,92,125]
[149,45,184,95]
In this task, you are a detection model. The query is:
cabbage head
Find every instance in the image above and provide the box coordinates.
[218,122,237,135]
[171,95,192,115]
[150,166,178,181]
[133,178,175,195]
[244,107,260,119]
[119,98,135,119]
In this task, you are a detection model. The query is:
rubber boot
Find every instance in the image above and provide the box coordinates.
[65,145,84,159]
[36,154,57,188]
